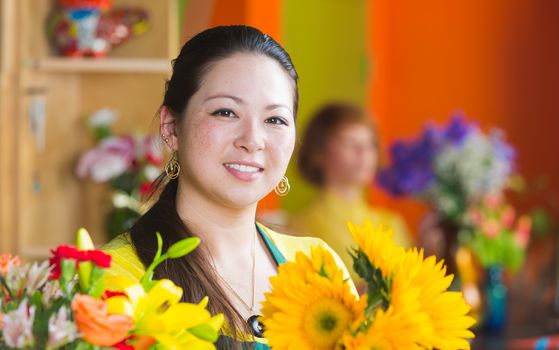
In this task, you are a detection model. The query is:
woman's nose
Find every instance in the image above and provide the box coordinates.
[233,118,265,153]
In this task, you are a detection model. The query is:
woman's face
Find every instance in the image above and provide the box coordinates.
[323,122,378,187]
[163,53,296,208]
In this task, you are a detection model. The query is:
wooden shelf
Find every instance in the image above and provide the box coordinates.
[30,57,172,74]
[20,245,53,260]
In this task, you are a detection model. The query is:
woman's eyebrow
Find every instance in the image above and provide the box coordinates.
[205,94,292,113]
[266,104,292,113]
[205,94,243,103]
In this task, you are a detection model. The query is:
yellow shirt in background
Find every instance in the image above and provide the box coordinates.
[288,190,412,284]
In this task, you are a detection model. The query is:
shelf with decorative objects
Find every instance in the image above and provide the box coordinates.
[28,57,171,74]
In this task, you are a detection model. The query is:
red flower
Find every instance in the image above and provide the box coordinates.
[102,290,127,300]
[112,336,136,350]
[84,249,112,268]
[49,245,83,279]
[49,245,112,279]
[139,181,154,198]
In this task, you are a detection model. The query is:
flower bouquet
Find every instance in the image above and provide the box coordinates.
[460,195,532,333]
[0,229,223,349]
[377,112,515,222]
[262,221,476,350]
[76,108,164,239]
[465,195,532,272]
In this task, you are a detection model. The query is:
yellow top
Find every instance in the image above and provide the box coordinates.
[288,190,412,284]
[102,223,356,347]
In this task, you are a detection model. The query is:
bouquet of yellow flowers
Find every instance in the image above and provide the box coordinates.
[0,229,223,349]
[262,221,476,350]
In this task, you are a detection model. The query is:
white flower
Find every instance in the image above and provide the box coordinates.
[42,280,63,307]
[5,264,25,296]
[144,164,161,181]
[76,136,135,182]
[24,261,51,295]
[88,108,118,128]
[88,152,131,182]
[434,129,513,201]
[46,307,79,350]
[3,300,35,348]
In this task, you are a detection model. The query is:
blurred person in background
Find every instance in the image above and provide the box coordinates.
[288,103,412,286]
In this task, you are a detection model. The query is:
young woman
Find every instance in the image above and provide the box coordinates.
[288,103,412,286]
[103,26,354,349]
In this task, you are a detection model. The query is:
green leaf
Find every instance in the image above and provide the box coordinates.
[350,248,392,315]
[166,237,201,259]
[60,259,77,286]
[87,266,107,298]
[154,232,163,262]
[0,273,14,300]
[78,261,93,293]
[189,323,219,342]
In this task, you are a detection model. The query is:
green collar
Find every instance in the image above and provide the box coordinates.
[256,223,286,265]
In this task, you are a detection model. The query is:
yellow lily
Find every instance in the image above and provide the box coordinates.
[104,276,224,350]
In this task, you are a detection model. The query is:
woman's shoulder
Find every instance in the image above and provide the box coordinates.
[263,225,328,259]
[260,224,358,295]
[102,233,145,281]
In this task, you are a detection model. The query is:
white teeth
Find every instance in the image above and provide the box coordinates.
[224,163,261,173]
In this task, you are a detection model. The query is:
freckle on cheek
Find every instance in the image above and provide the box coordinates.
[190,122,218,150]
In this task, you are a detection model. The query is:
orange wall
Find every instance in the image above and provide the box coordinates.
[368,1,559,234]
[210,0,281,41]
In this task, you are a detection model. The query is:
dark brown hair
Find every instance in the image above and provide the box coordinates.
[129,25,298,349]
[297,102,377,187]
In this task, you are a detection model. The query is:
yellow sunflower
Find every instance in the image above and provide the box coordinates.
[392,249,477,349]
[343,306,427,350]
[345,221,475,350]
[262,246,364,350]
[347,221,405,278]
[343,264,432,350]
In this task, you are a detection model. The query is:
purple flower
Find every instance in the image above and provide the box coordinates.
[376,112,514,208]
[376,124,441,196]
[444,112,475,145]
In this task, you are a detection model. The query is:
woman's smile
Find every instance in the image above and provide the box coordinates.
[223,161,265,182]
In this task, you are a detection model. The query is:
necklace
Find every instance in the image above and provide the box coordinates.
[221,230,256,313]
[215,228,264,337]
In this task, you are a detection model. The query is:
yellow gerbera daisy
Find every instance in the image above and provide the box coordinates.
[262,246,364,350]
[348,221,405,278]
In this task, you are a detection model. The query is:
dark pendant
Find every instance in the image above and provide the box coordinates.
[247,315,265,338]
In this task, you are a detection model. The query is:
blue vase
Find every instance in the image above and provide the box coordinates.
[484,265,508,334]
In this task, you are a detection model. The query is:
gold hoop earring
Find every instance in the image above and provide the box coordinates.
[275,176,290,196]
[165,152,180,179]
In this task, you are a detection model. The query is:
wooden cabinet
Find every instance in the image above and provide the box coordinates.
[0,0,178,259]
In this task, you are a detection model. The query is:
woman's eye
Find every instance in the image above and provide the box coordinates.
[266,116,288,126]
[211,109,237,118]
